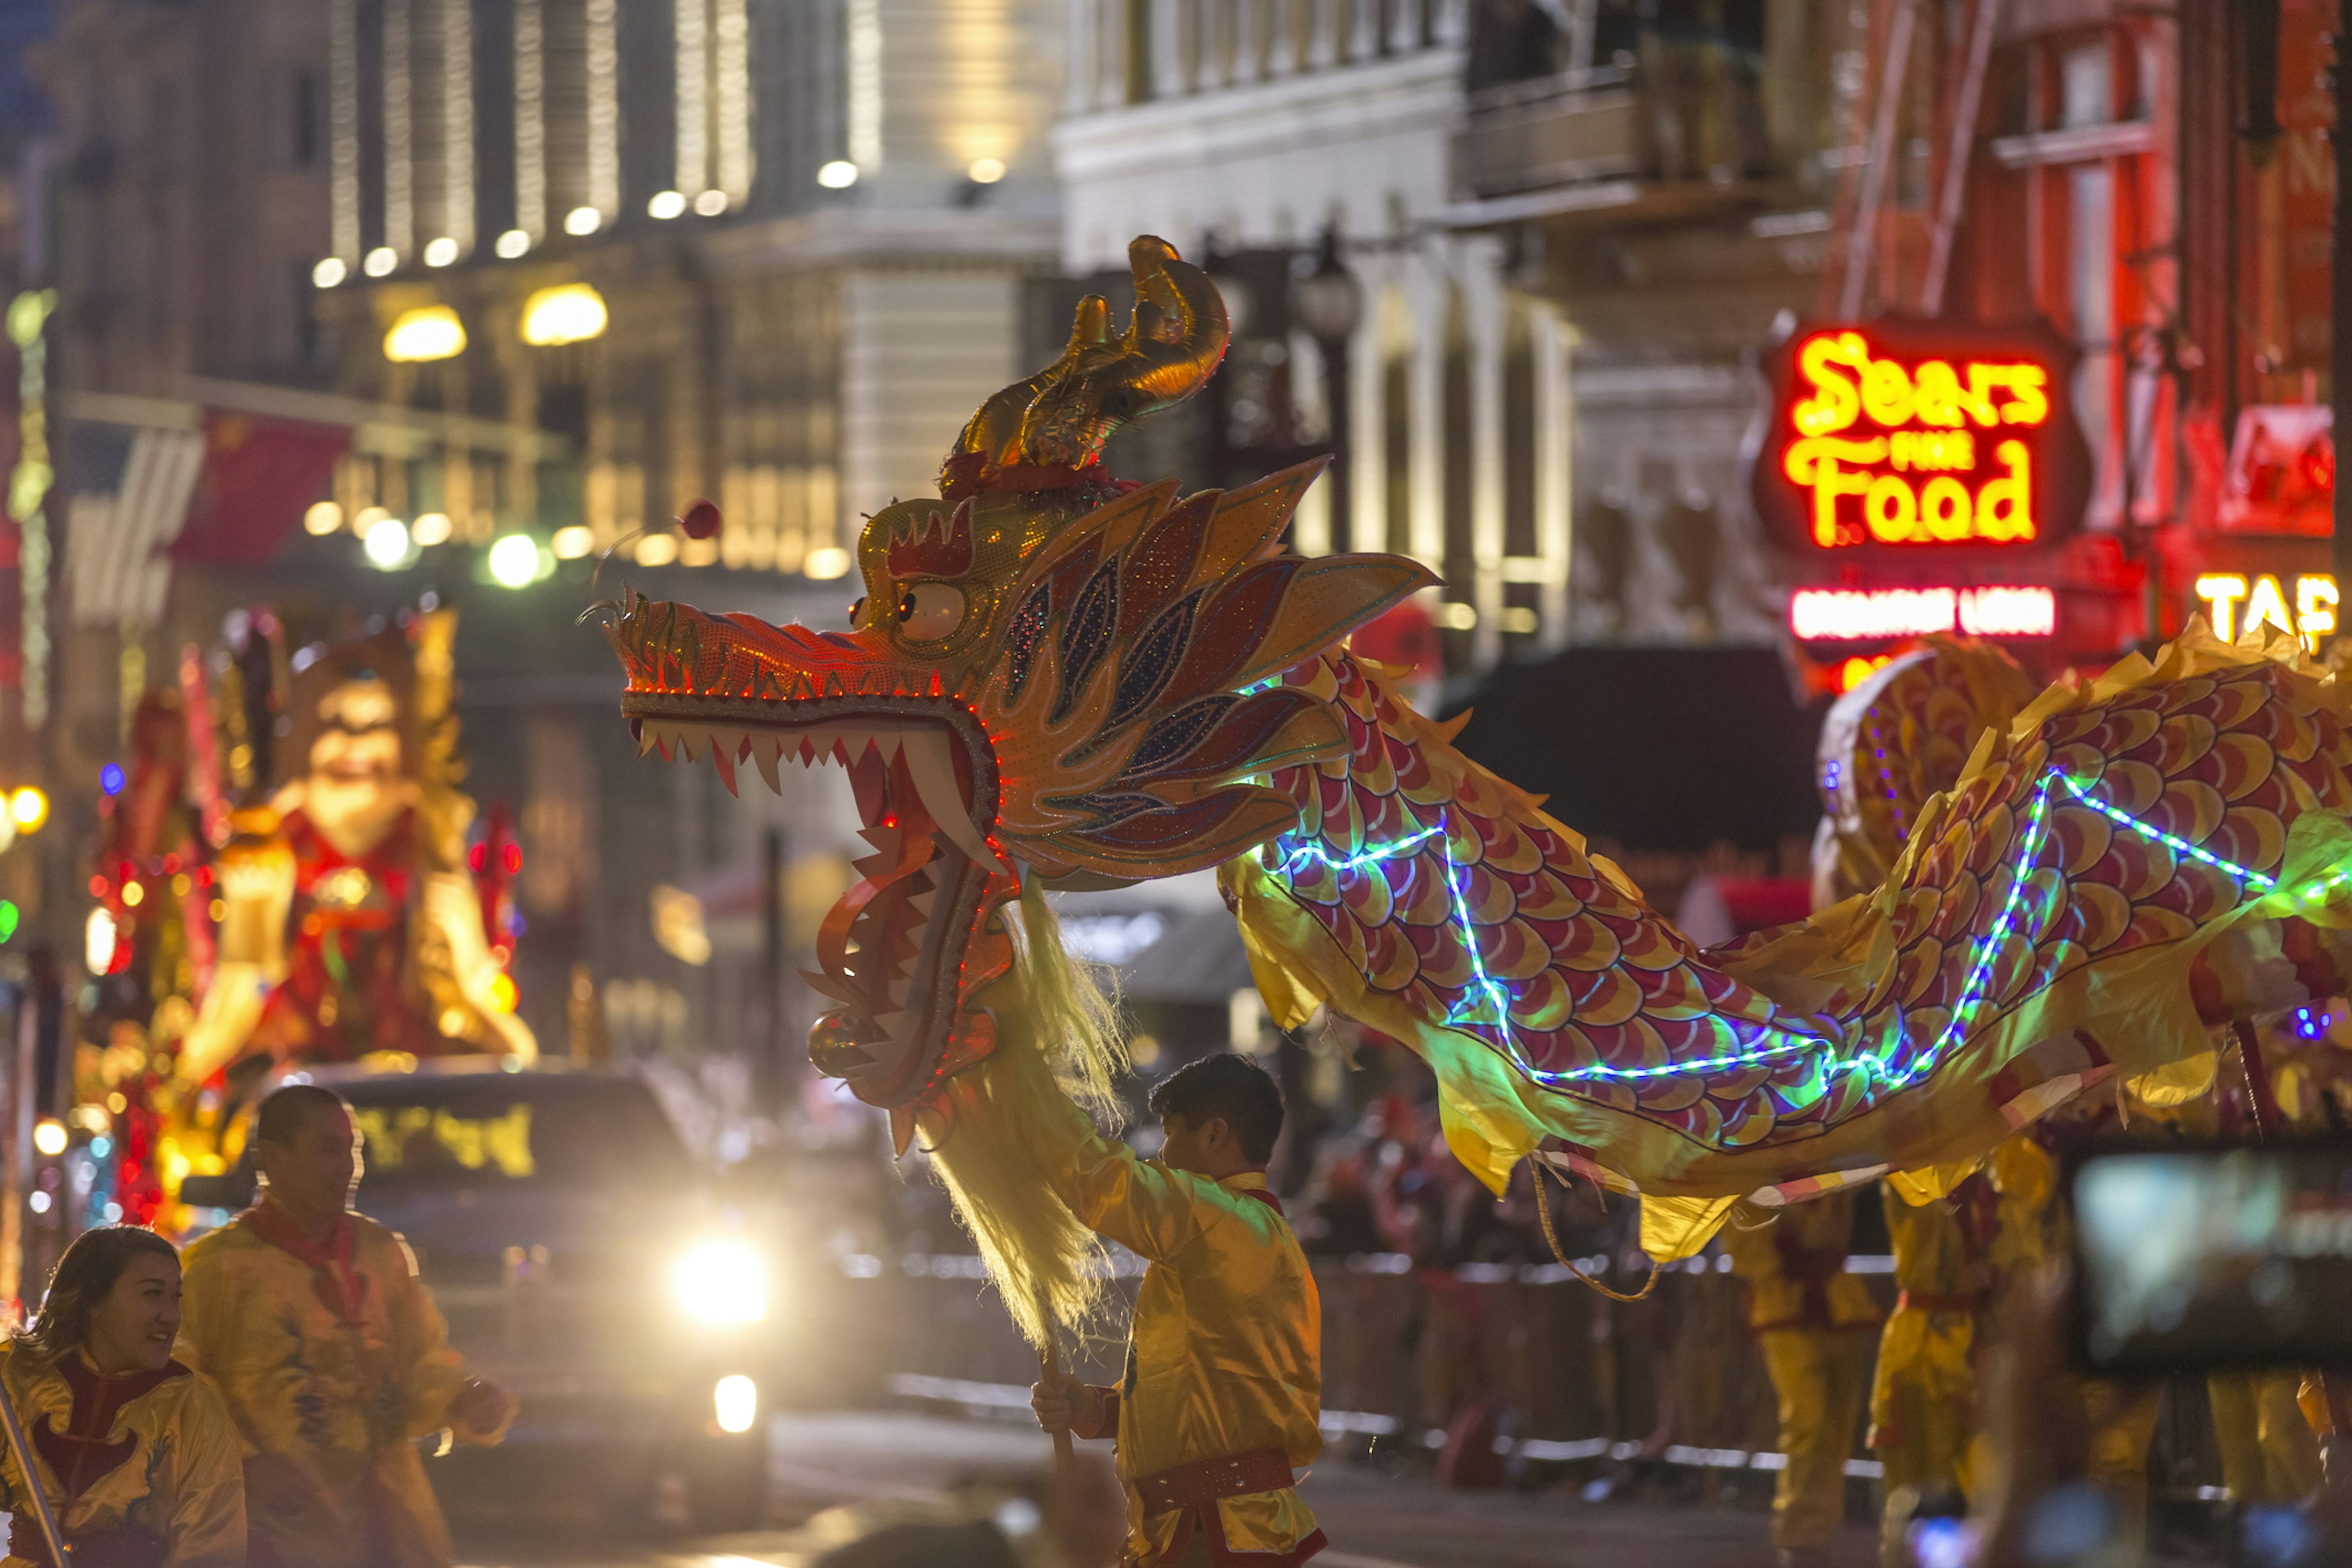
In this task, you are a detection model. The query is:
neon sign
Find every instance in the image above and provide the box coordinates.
[1789,585,2057,642]
[2195,573,2339,652]
[1754,319,2090,556]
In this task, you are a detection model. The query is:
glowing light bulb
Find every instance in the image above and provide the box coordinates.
[361,516,413,569]
[488,534,541,588]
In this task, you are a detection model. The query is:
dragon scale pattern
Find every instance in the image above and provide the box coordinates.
[1231,636,2352,1194]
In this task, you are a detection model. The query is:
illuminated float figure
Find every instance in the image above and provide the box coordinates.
[79,685,219,1227]
[595,239,2352,1351]
[178,610,535,1090]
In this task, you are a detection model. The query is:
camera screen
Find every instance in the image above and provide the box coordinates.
[2072,1142,2352,1373]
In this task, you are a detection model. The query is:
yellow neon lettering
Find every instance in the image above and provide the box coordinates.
[1973,440,2035,541]
[1793,334,1864,436]
[1785,436,1886,546]
[1999,366,2051,426]
[1864,474,1918,542]
[1960,364,2003,427]
[2245,575,2297,640]
[2298,575,2339,652]
[1861,357,1917,428]
[2195,573,2249,641]
[1910,360,1965,427]
[1921,476,1973,541]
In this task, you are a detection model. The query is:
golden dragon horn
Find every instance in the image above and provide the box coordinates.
[940,235,1230,492]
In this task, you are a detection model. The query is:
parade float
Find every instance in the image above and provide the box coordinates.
[74,607,533,1226]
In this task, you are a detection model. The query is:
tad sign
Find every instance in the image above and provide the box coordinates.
[1753,318,2091,556]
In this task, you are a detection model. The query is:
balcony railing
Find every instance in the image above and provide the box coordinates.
[1065,0,1469,115]
[1453,53,1776,205]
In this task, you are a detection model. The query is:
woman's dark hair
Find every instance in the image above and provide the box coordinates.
[13,1226,179,1363]
[1148,1052,1286,1165]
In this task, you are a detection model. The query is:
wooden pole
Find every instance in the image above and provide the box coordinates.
[0,1366,69,1567]
[1037,1294,1076,1474]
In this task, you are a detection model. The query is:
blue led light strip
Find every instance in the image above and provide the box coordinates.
[2057,775,2277,890]
[1273,815,1831,1085]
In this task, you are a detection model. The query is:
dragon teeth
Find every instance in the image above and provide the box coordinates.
[900,730,991,863]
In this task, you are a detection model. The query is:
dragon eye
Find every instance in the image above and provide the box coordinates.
[895,582,966,643]
[848,597,868,628]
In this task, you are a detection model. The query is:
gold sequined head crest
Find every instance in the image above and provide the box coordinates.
[941,235,1229,499]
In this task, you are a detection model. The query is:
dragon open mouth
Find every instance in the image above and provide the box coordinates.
[625,688,1013,1107]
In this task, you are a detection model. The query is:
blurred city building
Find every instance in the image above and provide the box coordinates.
[0,0,1072,1109]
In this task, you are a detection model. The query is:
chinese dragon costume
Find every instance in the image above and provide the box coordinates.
[600,236,2352,1335]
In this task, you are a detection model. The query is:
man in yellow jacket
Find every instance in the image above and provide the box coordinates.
[1722,1190,1880,1568]
[177,1084,515,1568]
[1028,1053,1325,1567]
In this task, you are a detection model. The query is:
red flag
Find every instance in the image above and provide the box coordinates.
[168,410,349,567]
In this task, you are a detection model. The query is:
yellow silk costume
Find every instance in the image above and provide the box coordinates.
[177,1205,510,1568]
[0,1344,244,1568]
[1869,1182,1993,1566]
[1722,1193,1878,1553]
[1030,1090,1324,1567]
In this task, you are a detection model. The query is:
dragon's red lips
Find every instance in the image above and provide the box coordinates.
[622,691,1011,1104]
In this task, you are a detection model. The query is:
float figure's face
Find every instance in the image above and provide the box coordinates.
[308,681,403,784]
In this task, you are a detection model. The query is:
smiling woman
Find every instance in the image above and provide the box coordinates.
[0,1226,247,1568]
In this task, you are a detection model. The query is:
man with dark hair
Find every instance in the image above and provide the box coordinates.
[1030,1051,1325,1567]
[179,1084,514,1568]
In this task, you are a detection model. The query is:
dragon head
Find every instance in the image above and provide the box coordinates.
[601,237,1432,1143]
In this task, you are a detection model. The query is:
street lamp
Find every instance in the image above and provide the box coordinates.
[1291,227,1364,549]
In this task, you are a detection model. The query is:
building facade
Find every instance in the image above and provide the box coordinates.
[9,0,1071,1091]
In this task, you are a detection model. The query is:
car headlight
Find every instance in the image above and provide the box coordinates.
[673,1238,768,1324]
[714,1374,758,1434]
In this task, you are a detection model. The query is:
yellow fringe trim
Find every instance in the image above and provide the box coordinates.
[918,881,1131,1348]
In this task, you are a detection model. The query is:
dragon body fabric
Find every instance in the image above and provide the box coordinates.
[602,238,2352,1297]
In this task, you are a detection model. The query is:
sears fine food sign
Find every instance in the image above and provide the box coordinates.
[1751,318,2092,556]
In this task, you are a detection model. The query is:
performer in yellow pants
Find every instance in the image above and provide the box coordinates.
[1869,1177,1993,1566]
[2212,1371,2321,1506]
[1724,1192,1880,1568]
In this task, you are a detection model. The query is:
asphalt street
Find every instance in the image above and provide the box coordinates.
[448,1409,1889,1568]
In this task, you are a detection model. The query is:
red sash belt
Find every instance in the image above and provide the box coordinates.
[1897,1290,1986,1314]
[1135,1447,1295,1515]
